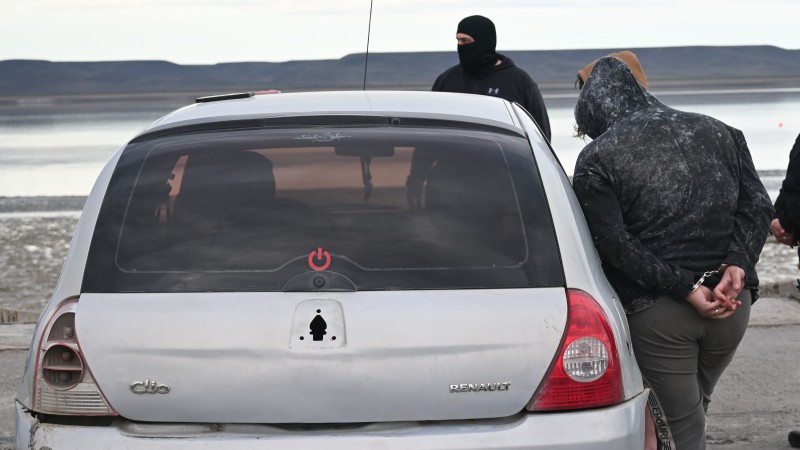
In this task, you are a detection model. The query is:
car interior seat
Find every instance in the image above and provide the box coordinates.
[177,150,274,223]
[423,150,523,265]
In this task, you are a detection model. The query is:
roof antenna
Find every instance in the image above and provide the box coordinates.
[363,0,374,90]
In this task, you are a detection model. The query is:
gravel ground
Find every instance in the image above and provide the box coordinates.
[0,211,80,312]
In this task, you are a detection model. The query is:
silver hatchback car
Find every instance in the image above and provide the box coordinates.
[16,90,648,449]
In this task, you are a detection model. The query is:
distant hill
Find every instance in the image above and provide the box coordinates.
[2,46,799,97]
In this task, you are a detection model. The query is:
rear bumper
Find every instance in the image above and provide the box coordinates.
[16,391,647,450]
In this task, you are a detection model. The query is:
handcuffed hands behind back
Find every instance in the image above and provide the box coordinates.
[685,265,744,319]
[686,285,739,319]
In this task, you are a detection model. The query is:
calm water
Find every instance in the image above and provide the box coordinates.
[1,90,799,197]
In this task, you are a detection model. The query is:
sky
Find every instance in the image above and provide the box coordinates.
[4,0,800,65]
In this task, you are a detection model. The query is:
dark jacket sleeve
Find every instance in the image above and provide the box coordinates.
[723,127,774,271]
[524,82,551,142]
[432,70,447,92]
[573,172,696,300]
[432,77,442,92]
[775,132,800,233]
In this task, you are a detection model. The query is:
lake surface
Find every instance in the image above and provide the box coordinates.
[1,89,798,197]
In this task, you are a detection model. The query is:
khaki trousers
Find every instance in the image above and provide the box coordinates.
[627,292,751,450]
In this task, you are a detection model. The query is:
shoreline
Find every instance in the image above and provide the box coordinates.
[2,76,800,103]
[0,196,87,213]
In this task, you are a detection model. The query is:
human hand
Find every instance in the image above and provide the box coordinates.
[771,218,795,246]
[686,285,736,319]
[712,265,745,310]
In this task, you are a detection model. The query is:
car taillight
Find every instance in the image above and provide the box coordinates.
[527,289,623,411]
[32,298,117,416]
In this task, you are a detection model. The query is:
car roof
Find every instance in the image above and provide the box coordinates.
[142,90,520,137]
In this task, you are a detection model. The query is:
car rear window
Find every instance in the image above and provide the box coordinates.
[83,123,564,292]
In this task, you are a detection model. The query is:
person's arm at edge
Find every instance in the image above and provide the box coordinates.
[432,70,448,92]
[775,132,800,234]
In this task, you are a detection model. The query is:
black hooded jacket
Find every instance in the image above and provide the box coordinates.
[774,133,800,233]
[432,55,551,141]
[572,57,773,314]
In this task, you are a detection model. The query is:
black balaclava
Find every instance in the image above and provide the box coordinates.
[456,15,498,79]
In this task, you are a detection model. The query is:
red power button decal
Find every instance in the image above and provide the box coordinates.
[308,247,331,271]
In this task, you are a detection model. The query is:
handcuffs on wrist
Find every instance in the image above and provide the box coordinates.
[690,264,730,293]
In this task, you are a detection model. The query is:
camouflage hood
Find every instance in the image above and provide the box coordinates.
[574,56,657,140]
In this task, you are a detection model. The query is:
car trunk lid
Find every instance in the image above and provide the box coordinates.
[77,289,566,423]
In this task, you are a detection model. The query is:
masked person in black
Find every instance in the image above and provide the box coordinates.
[572,56,773,449]
[770,132,800,449]
[432,15,551,141]
[406,16,552,210]
[772,133,800,249]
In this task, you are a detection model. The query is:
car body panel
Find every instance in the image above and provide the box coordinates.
[148,91,518,133]
[17,391,647,449]
[16,144,126,408]
[76,289,567,423]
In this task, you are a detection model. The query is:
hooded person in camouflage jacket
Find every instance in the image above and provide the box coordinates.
[572,56,772,449]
